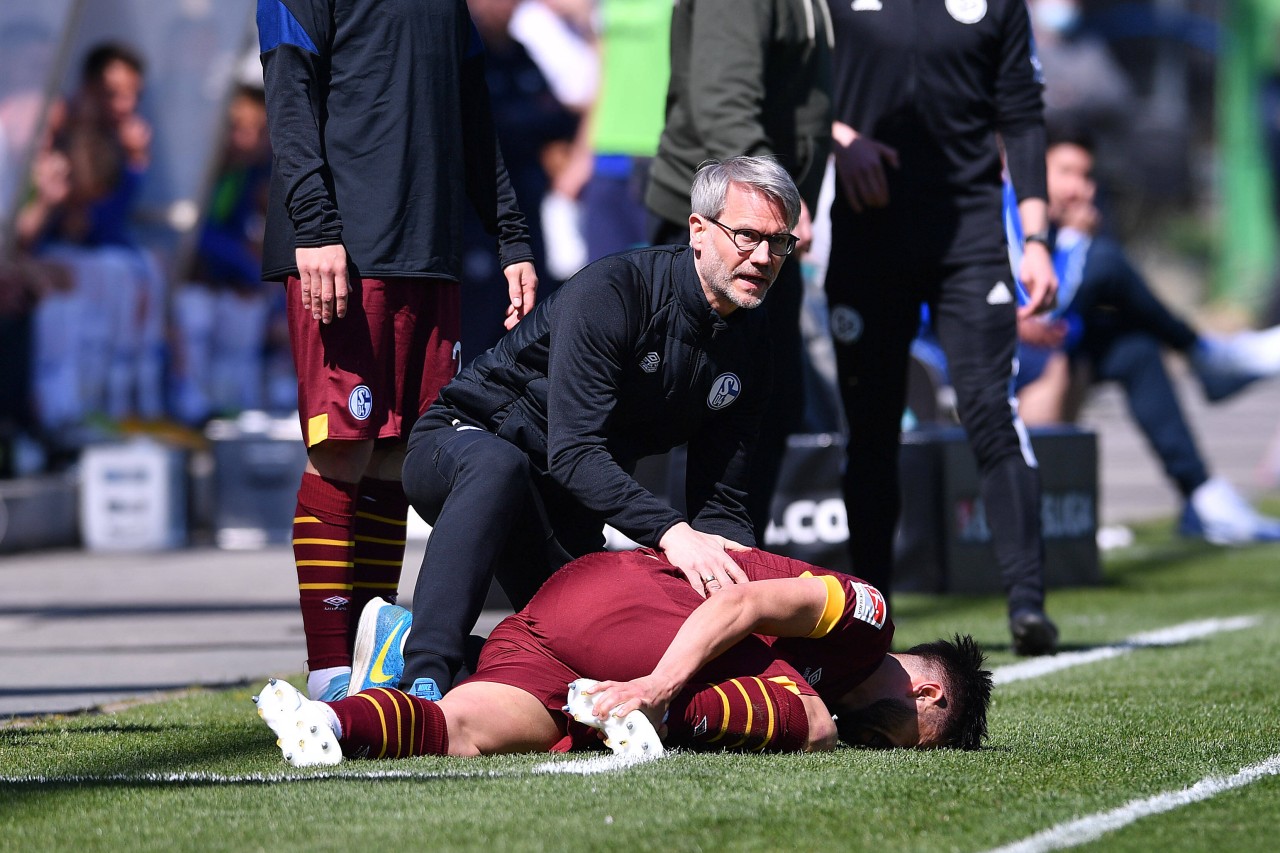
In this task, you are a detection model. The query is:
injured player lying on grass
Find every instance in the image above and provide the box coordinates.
[255,548,993,765]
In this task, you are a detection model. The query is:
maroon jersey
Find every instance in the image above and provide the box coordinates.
[469,548,893,713]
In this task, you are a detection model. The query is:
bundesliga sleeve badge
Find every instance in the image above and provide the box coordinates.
[850,582,888,629]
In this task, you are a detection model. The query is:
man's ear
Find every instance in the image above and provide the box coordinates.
[913,680,945,708]
[688,213,706,250]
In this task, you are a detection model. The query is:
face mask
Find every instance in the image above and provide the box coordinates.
[1033,0,1080,35]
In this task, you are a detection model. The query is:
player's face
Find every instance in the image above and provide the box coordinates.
[691,183,790,316]
[837,697,923,749]
[1046,143,1095,224]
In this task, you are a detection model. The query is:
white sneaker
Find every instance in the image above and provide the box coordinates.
[563,679,664,759]
[255,677,343,767]
[1180,477,1280,545]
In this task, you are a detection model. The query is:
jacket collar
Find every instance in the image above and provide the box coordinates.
[675,245,742,335]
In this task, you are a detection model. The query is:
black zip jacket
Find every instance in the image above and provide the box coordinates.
[827,0,1046,265]
[257,0,533,281]
[423,245,769,547]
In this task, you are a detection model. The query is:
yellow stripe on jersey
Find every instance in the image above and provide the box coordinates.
[298,582,354,590]
[307,413,328,447]
[355,511,408,526]
[768,675,803,696]
[707,683,732,742]
[358,691,391,759]
[726,679,754,750]
[293,537,355,547]
[751,677,775,752]
[800,571,846,638]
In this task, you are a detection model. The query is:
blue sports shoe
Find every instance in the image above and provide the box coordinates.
[407,678,443,701]
[350,597,412,692]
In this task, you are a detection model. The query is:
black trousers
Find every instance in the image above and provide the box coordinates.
[398,414,600,692]
[825,244,1046,616]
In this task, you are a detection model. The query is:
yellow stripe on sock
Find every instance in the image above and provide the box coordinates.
[726,679,754,750]
[707,683,732,743]
[298,582,354,591]
[357,691,390,759]
[390,690,405,758]
[293,537,355,547]
[353,534,407,546]
[353,558,404,568]
[294,516,321,524]
[407,691,418,755]
[295,560,355,568]
[352,581,400,589]
[355,511,408,526]
[751,677,775,752]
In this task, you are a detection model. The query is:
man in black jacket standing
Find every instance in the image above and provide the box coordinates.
[257,0,538,702]
[823,0,1059,655]
[389,156,801,701]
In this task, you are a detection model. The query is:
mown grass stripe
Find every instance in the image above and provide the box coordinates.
[993,616,1260,685]
[984,754,1280,853]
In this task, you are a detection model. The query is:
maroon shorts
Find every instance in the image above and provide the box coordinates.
[287,276,461,446]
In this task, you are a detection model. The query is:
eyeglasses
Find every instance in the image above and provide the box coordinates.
[705,216,798,257]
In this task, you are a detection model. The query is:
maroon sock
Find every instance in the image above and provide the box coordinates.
[293,472,358,670]
[328,688,449,758]
[348,477,409,645]
[667,677,811,753]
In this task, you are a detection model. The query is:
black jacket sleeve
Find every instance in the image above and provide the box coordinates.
[259,0,343,248]
[458,16,534,270]
[995,0,1047,202]
[544,259,686,545]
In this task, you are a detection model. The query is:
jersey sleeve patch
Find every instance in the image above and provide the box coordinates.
[257,0,320,54]
[801,572,846,639]
[851,582,888,630]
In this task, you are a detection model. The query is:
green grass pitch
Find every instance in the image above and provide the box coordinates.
[3,519,1279,852]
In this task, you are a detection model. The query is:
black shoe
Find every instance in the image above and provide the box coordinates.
[1010,610,1059,656]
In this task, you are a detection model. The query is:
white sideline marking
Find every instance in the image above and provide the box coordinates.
[0,755,666,785]
[984,754,1280,853]
[993,616,1259,685]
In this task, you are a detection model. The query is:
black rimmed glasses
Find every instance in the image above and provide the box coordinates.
[705,216,798,257]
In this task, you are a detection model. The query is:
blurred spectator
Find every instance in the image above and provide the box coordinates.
[572,0,670,263]
[0,18,67,476]
[1027,0,1137,221]
[510,0,599,281]
[1015,126,1280,544]
[461,0,580,360]
[16,41,168,447]
[171,83,282,425]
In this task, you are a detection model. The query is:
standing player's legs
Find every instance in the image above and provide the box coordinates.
[931,262,1055,655]
[348,281,461,627]
[399,420,560,698]
[287,277,460,700]
[824,252,922,598]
